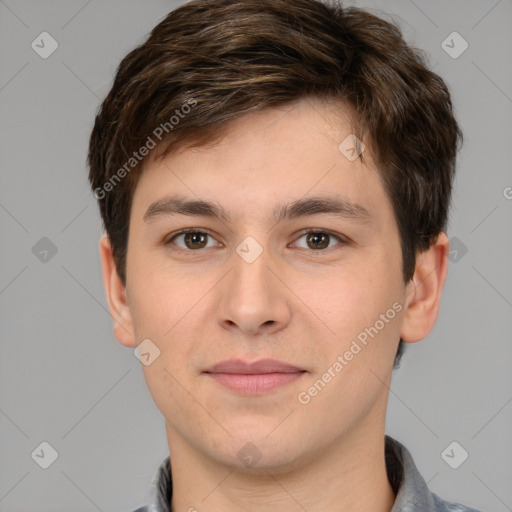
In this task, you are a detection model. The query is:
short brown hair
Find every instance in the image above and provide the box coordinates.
[88,0,462,367]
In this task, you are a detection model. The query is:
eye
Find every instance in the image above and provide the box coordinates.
[165,229,219,251]
[292,230,347,250]
[163,228,348,253]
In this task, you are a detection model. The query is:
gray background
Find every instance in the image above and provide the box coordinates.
[1,0,511,510]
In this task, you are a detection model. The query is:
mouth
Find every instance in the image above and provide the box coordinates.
[203,358,307,395]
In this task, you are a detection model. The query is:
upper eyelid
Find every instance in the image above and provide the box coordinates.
[165,227,220,242]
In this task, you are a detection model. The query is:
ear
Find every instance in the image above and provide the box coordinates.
[99,233,137,348]
[400,232,450,344]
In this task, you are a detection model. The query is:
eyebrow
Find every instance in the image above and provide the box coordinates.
[143,194,373,225]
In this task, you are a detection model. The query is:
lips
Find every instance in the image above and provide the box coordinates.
[204,358,305,375]
[203,358,306,395]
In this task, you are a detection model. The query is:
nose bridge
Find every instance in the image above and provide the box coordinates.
[231,235,275,302]
[216,235,291,334]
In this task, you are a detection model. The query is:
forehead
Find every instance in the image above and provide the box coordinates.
[130,97,393,228]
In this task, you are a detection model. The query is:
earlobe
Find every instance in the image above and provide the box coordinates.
[400,232,450,344]
[98,234,137,348]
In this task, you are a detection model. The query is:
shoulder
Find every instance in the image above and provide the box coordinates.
[385,436,483,512]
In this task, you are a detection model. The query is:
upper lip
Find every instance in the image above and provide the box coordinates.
[204,358,305,374]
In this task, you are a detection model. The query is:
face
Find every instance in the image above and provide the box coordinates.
[119,98,415,472]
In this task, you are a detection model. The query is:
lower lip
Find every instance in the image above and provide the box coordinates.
[206,372,305,394]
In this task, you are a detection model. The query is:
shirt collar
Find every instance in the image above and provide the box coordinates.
[386,435,438,511]
[144,435,439,512]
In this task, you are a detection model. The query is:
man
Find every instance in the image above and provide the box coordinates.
[88,0,481,510]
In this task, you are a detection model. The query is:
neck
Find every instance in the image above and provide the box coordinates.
[167,425,396,512]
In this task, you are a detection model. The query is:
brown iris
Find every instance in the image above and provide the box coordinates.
[306,232,330,250]
[183,232,208,249]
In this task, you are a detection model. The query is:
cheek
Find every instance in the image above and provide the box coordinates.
[140,355,206,438]
[303,254,403,359]
[304,265,375,332]
[131,282,202,415]
[127,249,208,339]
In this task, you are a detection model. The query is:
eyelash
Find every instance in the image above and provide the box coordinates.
[163,228,350,254]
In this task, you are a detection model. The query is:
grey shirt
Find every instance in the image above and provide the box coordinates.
[132,435,482,512]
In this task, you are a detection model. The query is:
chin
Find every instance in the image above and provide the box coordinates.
[206,430,308,475]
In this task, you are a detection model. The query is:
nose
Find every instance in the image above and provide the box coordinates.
[215,243,292,337]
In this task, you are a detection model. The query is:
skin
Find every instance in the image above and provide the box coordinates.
[100,97,449,512]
